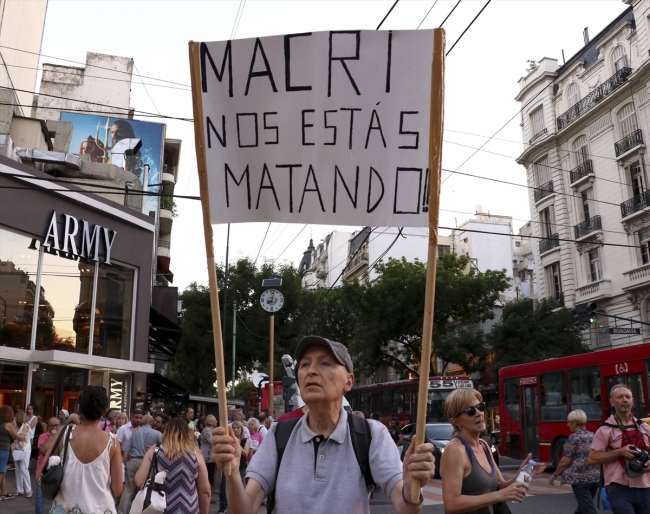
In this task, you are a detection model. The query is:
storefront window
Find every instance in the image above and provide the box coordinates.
[35,251,95,353]
[31,365,86,420]
[0,227,39,349]
[94,262,135,359]
[0,361,28,408]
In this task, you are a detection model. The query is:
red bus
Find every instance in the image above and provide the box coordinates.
[498,343,650,466]
[347,375,473,425]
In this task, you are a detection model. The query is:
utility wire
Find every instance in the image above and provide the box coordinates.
[442,168,622,209]
[439,0,461,28]
[0,101,191,121]
[134,63,162,118]
[417,0,439,29]
[446,0,492,56]
[0,44,190,88]
[362,227,405,278]
[231,0,247,40]
[271,224,308,264]
[4,63,190,91]
[254,223,272,266]
[377,0,400,30]
[438,225,642,250]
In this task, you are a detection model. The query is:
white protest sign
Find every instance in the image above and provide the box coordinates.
[199,29,434,227]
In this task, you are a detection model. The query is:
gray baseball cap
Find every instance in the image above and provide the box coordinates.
[294,336,354,380]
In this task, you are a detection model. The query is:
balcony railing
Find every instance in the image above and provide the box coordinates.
[615,129,643,157]
[620,189,650,218]
[539,233,559,254]
[529,128,548,145]
[569,160,594,184]
[345,250,369,275]
[549,292,565,308]
[574,215,602,239]
[533,181,554,202]
[556,67,633,130]
[158,240,171,249]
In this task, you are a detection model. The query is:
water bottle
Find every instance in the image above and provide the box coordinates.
[511,459,535,503]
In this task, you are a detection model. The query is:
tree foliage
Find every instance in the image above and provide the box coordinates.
[488,298,589,373]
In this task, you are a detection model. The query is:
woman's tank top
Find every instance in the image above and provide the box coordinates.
[447,436,499,514]
[51,427,118,514]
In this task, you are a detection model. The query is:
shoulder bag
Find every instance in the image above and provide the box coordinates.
[41,425,72,501]
[130,444,167,514]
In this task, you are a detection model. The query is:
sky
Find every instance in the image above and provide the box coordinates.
[37,0,630,293]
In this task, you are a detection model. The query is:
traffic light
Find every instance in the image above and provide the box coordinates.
[282,376,296,401]
[586,302,597,324]
[572,302,597,326]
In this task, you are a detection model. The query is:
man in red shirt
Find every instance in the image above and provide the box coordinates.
[35,418,60,514]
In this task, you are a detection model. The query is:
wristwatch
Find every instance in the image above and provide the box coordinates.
[551,474,558,479]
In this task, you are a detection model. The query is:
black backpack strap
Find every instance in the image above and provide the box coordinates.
[143,444,162,509]
[266,418,300,513]
[348,413,374,488]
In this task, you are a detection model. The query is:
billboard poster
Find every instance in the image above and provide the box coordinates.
[60,111,165,215]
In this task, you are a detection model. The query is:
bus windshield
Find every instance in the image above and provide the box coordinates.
[427,391,451,422]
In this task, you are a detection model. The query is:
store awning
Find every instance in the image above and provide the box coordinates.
[147,372,188,401]
[157,256,174,283]
[149,307,181,358]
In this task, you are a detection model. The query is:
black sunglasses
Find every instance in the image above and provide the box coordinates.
[458,402,486,417]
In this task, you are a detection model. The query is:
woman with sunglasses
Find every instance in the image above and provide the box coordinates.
[441,389,546,514]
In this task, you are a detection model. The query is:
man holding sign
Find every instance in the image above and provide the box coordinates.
[211,336,435,513]
[189,25,445,506]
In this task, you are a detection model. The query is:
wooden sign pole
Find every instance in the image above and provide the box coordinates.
[188,41,231,476]
[269,314,274,419]
[411,28,445,502]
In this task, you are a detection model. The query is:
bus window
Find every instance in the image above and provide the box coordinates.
[381,390,391,413]
[427,391,450,422]
[361,392,369,414]
[606,374,645,419]
[504,378,520,422]
[540,371,567,421]
[395,388,405,414]
[569,366,601,420]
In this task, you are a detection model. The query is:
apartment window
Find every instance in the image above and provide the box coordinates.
[545,262,562,298]
[631,163,644,198]
[618,103,638,138]
[437,245,451,260]
[581,188,593,221]
[540,205,556,237]
[530,106,545,137]
[566,83,581,108]
[612,45,628,72]
[639,230,650,265]
[588,249,602,282]
[515,241,521,247]
[534,155,551,187]
[572,135,589,167]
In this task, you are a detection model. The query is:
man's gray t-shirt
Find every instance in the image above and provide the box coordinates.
[246,408,402,514]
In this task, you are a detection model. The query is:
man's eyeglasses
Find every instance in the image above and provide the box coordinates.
[458,402,486,417]
[47,423,60,428]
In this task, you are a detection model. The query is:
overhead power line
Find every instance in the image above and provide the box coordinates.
[4,63,190,91]
[417,0,439,29]
[439,0,461,28]
[446,0,492,56]
[0,44,190,88]
[271,224,308,264]
[377,0,401,30]
[254,223,272,266]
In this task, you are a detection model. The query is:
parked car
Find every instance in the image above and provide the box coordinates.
[490,428,500,446]
[400,422,499,478]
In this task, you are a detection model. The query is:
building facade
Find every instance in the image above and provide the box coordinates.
[0,155,155,419]
[516,2,650,349]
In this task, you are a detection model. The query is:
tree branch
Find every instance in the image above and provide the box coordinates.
[380,350,420,376]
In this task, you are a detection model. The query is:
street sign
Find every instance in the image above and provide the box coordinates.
[609,328,641,335]
[248,387,259,398]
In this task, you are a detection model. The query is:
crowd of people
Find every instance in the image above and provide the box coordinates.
[1,335,650,514]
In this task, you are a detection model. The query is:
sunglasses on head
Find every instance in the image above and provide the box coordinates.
[458,402,486,417]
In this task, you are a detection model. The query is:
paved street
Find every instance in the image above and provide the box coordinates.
[2,458,603,514]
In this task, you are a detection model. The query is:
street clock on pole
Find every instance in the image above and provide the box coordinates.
[260,288,284,313]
